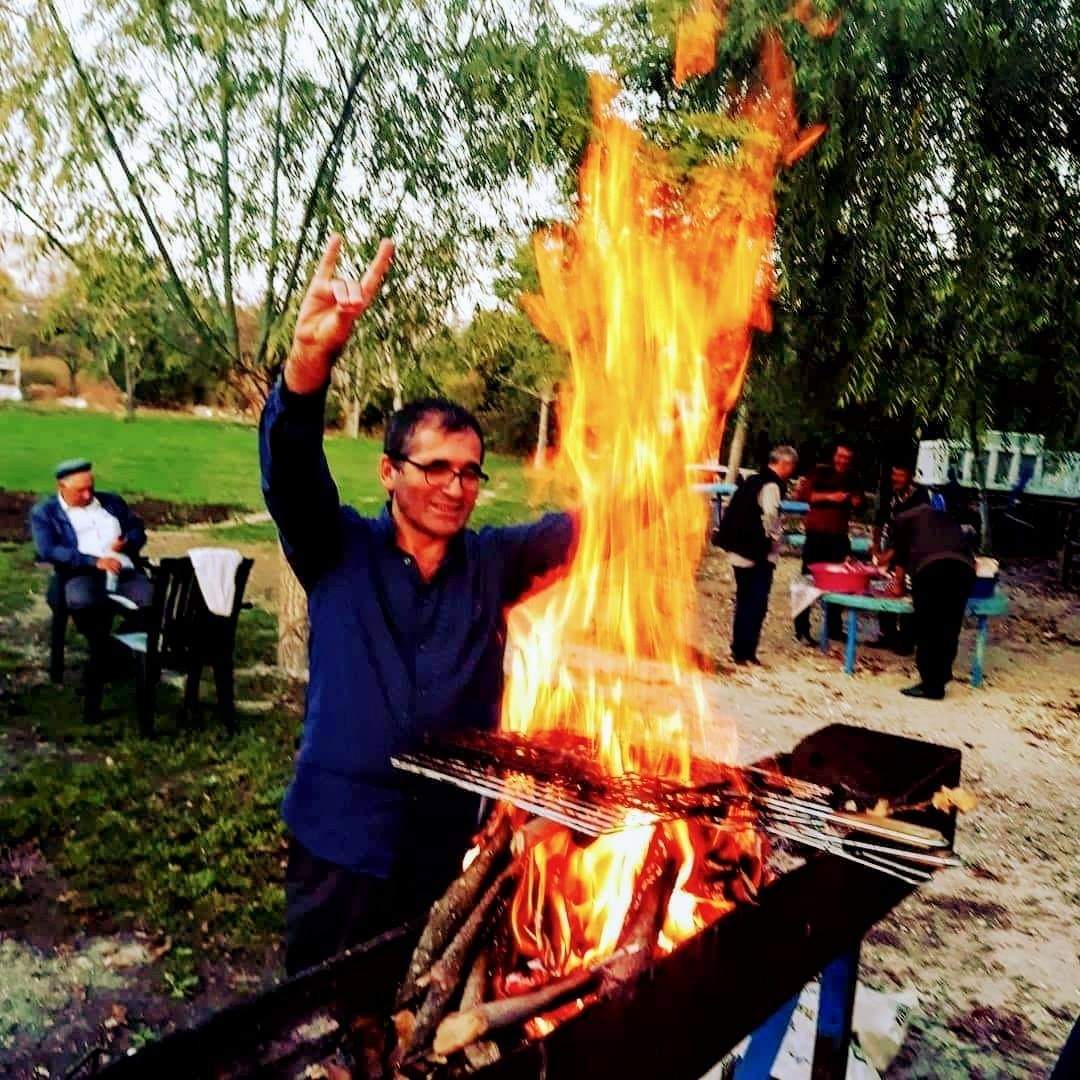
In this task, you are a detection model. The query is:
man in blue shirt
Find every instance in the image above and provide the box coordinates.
[260,236,576,974]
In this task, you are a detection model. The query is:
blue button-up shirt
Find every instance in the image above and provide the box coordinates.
[260,378,575,876]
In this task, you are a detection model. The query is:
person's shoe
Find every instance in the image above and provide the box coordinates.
[794,632,817,647]
[900,684,945,700]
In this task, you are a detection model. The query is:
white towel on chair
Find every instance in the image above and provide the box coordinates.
[187,547,243,616]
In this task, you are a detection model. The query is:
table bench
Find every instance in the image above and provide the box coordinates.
[692,480,809,515]
[819,590,1009,687]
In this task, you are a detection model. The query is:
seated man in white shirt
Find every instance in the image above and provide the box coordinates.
[30,459,153,719]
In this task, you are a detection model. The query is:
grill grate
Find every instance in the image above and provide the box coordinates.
[391,730,956,883]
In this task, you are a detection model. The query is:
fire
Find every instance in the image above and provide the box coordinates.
[501,28,822,977]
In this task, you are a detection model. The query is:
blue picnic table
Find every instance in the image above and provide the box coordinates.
[786,532,871,555]
[692,481,810,515]
[818,590,1010,687]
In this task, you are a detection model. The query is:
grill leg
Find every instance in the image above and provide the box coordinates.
[819,600,829,652]
[811,944,860,1079]
[732,993,800,1079]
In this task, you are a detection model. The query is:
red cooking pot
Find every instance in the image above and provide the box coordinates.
[808,562,877,595]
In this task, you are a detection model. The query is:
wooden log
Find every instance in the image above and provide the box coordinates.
[396,815,512,1007]
[433,966,598,1057]
[601,829,678,988]
[394,862,521,1065]
[459,949,501,1069]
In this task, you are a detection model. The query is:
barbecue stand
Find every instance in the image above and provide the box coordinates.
[95,724,961,1080]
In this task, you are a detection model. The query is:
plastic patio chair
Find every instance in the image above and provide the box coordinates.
[112,555,254,735]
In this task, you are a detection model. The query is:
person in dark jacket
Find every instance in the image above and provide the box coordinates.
[30,460,153,718]
[886,500,976,699]
[792,440,864,644]
[868,458,928,653]
[261,234,579,975]
[719,446,798,665]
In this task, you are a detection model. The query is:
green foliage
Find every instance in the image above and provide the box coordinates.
[596,0,1078,453]
[0,0,590,405]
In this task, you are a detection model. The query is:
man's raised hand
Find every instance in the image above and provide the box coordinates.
[286,234,395,394]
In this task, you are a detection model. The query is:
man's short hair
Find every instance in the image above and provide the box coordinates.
[769,445,798,467]
[384,398,485,461]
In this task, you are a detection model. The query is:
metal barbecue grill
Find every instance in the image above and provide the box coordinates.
[391,729,957,884]
[95,724,964,1080]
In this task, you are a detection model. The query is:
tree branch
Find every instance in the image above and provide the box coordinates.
[0,190,82,266]
[45,0,232,362]
[259,1,291,351]
[252,0,408,371]
[217,0,241,362]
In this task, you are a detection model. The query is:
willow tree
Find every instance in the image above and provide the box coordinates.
[596,0,1078,457]
[0,0,587,675]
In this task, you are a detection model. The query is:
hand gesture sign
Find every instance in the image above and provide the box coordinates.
[286,234,395,394]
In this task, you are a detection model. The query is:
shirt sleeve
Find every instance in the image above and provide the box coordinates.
[890,512,912,569]
[259,375,343,589]
[874,491,890,530]
[759,483,782,543]
[490,511,578,606]
[30,502,97,570]
[113,496,147,553]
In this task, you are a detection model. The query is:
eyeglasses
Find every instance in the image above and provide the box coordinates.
[395,456,489,491]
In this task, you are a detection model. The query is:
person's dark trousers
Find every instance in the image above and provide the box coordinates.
[57,569,154,720]
[284,838,399,977]
[732,562,775,662]
[911,560,976,694]
[793,532,850,640]
[284,821,472,977]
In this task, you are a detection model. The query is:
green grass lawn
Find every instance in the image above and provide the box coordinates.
[0,403,541,526]
[0,404,553,1016]
[0,540,293,996]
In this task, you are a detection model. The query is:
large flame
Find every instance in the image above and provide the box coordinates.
[501,30,821,976]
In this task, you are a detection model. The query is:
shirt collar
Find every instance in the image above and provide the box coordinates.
[59,493,99,514]
[377,502,468,577]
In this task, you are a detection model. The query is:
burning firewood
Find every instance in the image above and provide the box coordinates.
[396,815,513,1008]
[392,862,521,1066]
[601,828,678,987]
[457,949,501,1069]
[433,964,597,1057]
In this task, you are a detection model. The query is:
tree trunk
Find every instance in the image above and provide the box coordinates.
[382,341,403,411]
[344,394,361,438]
[533,394,551,469]
[277,544,309,679]
[123,349,135,420]
[725,404,748,480]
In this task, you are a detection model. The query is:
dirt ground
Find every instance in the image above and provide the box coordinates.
[2,538,1076,1077]
[694,549,1079,1078]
